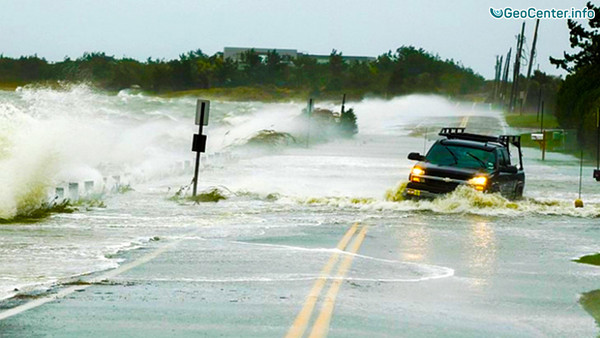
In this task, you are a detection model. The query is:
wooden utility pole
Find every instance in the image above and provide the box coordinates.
[522,19,540,114]
[541,101,545,161]
[596,108,600,170]
[595,108,600,181]
[536,87,542,121]
[497,56,504,102]
[500,48,512,107]
[510,22,526,112]
[500,48,512,105]
[493,55,503,102]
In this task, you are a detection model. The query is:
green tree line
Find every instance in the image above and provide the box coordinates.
[0,46,484,96]
[550,2,600,151]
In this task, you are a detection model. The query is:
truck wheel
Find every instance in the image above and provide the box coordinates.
[515,184,524,199]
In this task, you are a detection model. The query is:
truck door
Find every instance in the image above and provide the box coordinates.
[496,148,517,197]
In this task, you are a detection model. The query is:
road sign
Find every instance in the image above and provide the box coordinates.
[195,99,210,126]
[192,99,209,197]
[192,134,207,152]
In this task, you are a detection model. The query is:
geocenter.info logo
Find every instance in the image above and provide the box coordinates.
[490,7,595,19]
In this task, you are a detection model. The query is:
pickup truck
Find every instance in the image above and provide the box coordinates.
[404,128,525,200]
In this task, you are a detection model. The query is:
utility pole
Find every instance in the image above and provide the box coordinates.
[541,101,545,161]
[595,108,600,181]
[500,48,512,107]
[341,93,346,115]
[536,87,542,121]
[522,19,540,115]
[493,55,503,103]
[510,22,526,112]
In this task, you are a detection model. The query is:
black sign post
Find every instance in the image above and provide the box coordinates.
[306,98,313,148]
[192,99,210,196]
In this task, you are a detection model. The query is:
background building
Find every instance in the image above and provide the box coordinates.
[223,47,375,63]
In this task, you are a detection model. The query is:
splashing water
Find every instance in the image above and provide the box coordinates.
[2,84,599,306]
[298,184,600,218]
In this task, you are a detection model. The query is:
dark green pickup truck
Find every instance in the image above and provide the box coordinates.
[404,128,525,200]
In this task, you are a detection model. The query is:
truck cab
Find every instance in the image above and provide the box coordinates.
[404,128,525,200]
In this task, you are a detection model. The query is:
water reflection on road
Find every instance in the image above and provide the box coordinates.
[466,220,496,289]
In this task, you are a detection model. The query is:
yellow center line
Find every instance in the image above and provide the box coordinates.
[460,115,470,128]
[285,223,359,338]
[308,225,368,338]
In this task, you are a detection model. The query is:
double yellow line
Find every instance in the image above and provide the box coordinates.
[286,223,368,338]
[460,115,470,128]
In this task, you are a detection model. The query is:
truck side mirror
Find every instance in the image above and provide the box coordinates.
[500,165,518,174]
[408,152,425,161]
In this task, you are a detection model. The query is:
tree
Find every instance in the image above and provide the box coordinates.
[327,49,345,90]
[0,46,486,98]
[265,50,286,85]
[550,2,600,73]
[339,108,358,136]
[240,49,264,84]
[550,2,600,149]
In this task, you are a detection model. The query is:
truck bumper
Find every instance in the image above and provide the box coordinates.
[402,186,441,200]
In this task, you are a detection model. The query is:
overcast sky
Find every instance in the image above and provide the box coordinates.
[0,0,590,79]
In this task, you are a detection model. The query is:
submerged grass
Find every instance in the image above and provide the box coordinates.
[580,289,600,328]
[504,113,559,129]
[62,279,92,286]
[160,86,307,102]
[186,188,228,203]
[0,200,76,224]
[0,81,25,91]
[573,253,600,266]
[116,184,134,194]
[0,197,107,224]
[169,184,230,204]
[159,86,368,102]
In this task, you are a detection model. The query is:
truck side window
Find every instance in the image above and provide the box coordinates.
[498,148,510,167]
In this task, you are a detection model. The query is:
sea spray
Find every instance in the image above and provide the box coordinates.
[0,84,199,218]
[0,111,59,219]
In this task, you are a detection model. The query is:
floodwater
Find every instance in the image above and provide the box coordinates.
[1,85,600,336]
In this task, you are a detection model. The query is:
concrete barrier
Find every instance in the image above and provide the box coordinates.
[55,187,64,199]
[68,183,79,200]
[84,181,94,195]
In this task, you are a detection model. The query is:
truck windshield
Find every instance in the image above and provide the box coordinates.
[426,143,496,171]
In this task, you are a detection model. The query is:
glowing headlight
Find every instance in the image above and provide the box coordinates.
[469,176,487,186]
[411,167,424,176]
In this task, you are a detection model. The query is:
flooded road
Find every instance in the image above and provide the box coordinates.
[1,86,599,336]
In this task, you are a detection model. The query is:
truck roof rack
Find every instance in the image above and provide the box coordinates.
[498,135,521,148]
[439,127,501,144]
[438,127,523,170]
[439,128,520,146]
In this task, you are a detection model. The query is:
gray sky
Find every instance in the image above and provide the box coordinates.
[0,0,590,79]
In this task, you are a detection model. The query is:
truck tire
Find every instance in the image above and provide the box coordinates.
[515,184,524,199]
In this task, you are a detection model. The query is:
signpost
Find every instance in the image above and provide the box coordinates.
[306,98,313,148]
[540,101,545,161]
[192,99,209,196]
